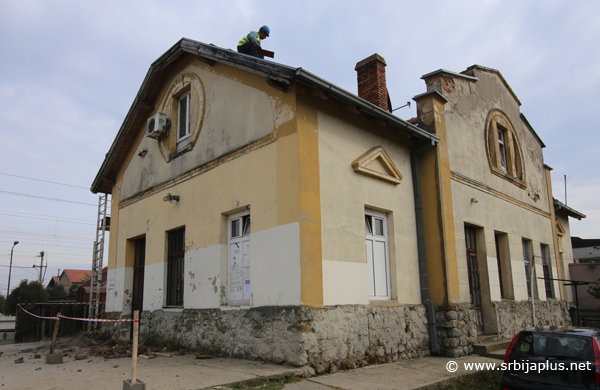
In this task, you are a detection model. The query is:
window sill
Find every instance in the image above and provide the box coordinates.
[369,299,400,307]
[220,305,251,311]
[162,306,184,311]
[490,167,527,189]
[168,141,191,161]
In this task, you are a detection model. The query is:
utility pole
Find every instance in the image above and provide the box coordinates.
[33,251,46,285]
[564,174,567,205]
[5,241,19,315]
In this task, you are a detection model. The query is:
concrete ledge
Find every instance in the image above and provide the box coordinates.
[45,353,63,364]
[123,379,145,390]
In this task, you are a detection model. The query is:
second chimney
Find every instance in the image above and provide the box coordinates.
[355,54,389,111]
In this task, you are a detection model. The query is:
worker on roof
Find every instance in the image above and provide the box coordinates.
[237,26,270,59]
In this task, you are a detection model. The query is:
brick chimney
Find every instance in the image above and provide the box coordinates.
[355,54,389,111]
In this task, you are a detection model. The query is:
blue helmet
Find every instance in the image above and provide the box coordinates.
[260,25,270,36]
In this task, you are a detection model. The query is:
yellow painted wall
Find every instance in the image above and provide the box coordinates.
[105,56,306,311]
[316,92,422,305]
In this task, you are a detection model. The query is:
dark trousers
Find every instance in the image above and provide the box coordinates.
[237,42,264,59]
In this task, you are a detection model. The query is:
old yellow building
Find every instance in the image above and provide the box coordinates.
[92,39,583,367]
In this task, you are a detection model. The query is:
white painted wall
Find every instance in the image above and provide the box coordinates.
[106,267,133,314]
[512,259,528,301]
[250,222,301,307]
[487,256,502,302]
[183,244,223,309]
[143,262,166,311]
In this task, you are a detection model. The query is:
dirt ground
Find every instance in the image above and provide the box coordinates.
[0,336,298,390]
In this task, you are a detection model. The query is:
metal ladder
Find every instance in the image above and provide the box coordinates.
[89,194,110,332]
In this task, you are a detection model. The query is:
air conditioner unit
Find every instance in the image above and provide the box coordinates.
[146,113,170,139]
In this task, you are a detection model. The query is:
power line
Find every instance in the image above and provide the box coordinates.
[0,230,92,242]
[0,212,95,226]
[0,250,89,257]
[0,209,95,223]
[0,172,89,189]
[0,190,96,206]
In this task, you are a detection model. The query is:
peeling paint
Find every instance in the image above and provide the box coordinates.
[269,96,295,129]
[209,276,218,294]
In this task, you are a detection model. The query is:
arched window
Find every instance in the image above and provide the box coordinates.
[485,109,526,187]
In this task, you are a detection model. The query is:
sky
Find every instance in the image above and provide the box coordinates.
[0,0,598,296]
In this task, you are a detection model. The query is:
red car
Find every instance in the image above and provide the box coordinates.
[502,326,600,390]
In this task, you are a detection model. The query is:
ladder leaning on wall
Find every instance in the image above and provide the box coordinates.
[90,194,110,333]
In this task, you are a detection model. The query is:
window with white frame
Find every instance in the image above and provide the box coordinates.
[228,211,251,305]
[365,209,391,300]
[177,92,191,151]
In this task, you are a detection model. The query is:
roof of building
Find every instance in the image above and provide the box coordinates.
[46,276,59,288]
[554,198,586,220]
[91,38,439,194]
[62,269,91,284]
[572,237,600,249]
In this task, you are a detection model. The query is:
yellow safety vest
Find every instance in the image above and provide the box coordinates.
[237,31,261,47]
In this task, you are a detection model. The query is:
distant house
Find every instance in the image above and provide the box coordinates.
[57,269,91,290]
[76,267,107,304]
[46,276,59,288]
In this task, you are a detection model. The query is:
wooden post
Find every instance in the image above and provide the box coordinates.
[49,314,60,354]
[131,310,139,385]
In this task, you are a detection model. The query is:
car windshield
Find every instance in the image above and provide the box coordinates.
[514,332,594,360]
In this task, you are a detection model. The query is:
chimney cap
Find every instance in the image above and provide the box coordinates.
[355,53,387,70]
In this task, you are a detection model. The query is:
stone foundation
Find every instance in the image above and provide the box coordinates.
[435,304,477,357]
[101,304,430,370]
[494,300,571,339]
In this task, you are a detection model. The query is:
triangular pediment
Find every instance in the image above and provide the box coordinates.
[556,219,565,236]
[351,146,402,185]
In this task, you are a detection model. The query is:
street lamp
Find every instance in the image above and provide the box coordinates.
[5,241,19,315]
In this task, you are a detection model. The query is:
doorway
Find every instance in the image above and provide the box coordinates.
[132,237,145,313]
[465,226,483,333]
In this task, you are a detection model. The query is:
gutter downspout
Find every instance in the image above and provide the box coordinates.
[411,140,441,355]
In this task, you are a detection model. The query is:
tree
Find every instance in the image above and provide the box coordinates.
[46,284,67,299]
[7,280,48,315]
[0,293,5,315]
[68,273,90,296]
[586,247,600,299]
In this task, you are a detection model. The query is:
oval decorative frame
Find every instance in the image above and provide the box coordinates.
[484,109,526,188]
[156,72,205,162]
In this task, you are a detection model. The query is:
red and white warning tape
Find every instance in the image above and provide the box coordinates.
[17,305,58,320]
[18,304,139,323]
[57,314,138,323]
[23,301,94,305]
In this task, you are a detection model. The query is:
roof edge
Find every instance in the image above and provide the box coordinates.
[520,113,545,148]
[421,68,478,82]
[462,65,522,106]
[554,198,586,220]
